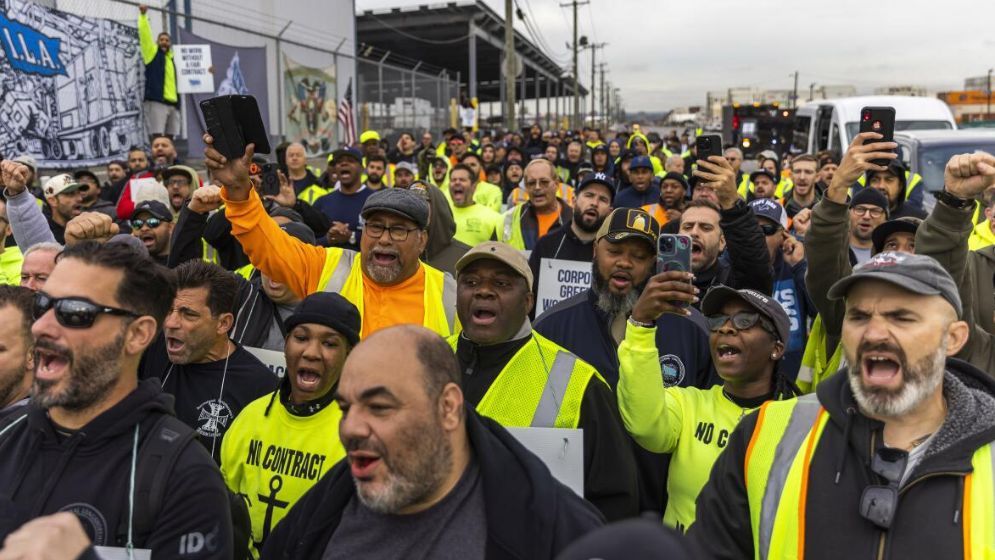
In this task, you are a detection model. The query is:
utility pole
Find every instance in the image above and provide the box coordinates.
[599,63,607,128]
[790,70,799,108]
[809,82,816,102]
[504,0,516,131]
[988,68,993,120]
[561,0,588,131]
[582,42,607,126]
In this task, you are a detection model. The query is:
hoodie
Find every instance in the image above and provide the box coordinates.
[0,380,233,558]
[260,406,604,559]
[422,183,471,276]
[690,359,995,559]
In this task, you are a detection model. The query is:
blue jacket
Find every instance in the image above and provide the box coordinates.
[534,289,718,390]
[771,252,817,381]
[614,184,660,209]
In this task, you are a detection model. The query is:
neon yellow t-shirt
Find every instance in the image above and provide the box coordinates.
[452,203,501,247]
[617,322,761,533]
[220,393,346,556]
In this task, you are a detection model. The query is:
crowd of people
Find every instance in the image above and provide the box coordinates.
[1,102,995,559]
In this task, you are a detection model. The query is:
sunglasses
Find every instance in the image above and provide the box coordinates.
[131,218,165,230]
[33,291,139,328]
[859,447,908,529]
[707,311,775,336]
[759,223,782,236]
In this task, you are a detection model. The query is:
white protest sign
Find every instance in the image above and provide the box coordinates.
[245,346,287,378]
[536,258,592,315]
[175,44,214,94]
[505,427,584,497]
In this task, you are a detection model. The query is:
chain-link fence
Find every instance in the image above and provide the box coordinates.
[40,0,459,147]
[356,53,459,138]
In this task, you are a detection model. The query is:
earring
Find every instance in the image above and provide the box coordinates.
[771,354,777,359]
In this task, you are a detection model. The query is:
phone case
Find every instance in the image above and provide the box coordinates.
[859,106,896,167]
[199,95,272,160]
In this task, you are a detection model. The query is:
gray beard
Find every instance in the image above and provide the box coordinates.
[591,263,642,317]
[847,340,947,419]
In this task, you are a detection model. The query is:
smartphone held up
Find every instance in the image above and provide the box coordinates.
[199,94,272,160]
[858,106,896,167]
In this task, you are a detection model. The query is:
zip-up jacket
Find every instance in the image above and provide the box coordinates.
[260,406,604,559]
[691,199,774,299]
[0,380,233,558]
[804,196,855,357]
[689,359,995,559]
[500,199,572,251]
[139,14,177,106]
[916,197,995,373]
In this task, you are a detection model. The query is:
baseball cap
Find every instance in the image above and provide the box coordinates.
[361,187,430,230]
[72,169,99,185]
[701,286,791,344]
[132,200,173,222]
[331,147,363,163]
[285,292,362,346]
[629,156,653,172]
[455,241,533,291]
[827,252,962,317]
[11,155,37,173]
[359,130,381,144]
[748,198,789,230]
[448,134,466,144]
[556,518,696,560]
[395,161,418,175]
[749,169,778,186]
[577,172,616,201]
[871,217,922,255]
[759,149,779,161]
[849,188,890,216]
[596,208,660,251]
[162,165,200,187]
[43,174,84,197]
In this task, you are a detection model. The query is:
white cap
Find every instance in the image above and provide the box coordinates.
[43,174,83,197]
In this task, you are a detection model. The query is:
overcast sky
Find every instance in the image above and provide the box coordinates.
[357,0,995,112]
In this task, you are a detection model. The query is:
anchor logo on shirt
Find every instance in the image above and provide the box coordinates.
[256,475,290,546]
[196,399,233,437]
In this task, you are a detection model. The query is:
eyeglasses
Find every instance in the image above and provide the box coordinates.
[131,218,166,230]
[33,291,139,328]
[364,223,420,242]
[851,205,885,218]
[707,311,775,336]
[859,447,908,529]
[759,223,782,236]
[165,178,190,188]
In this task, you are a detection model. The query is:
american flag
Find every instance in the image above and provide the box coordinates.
[337,78,357,147]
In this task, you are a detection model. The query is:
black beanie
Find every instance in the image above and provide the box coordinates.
[284,292,362,346]
[849,187,890,217]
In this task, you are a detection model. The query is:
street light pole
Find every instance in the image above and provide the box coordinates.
[988,68,993,120]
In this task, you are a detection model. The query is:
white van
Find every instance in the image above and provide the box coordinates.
[792,96,956,154]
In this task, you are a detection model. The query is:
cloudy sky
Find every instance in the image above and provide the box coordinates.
[357,0,995,112]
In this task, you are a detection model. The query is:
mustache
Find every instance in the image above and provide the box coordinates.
[35,337,72,359]
[856,341,907,366]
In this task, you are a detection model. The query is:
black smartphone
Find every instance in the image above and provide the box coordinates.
[696,134,723,161]
[261,163,280,197]
[658,233,693,307]
[199,95,272,160]
[858,106,896,167]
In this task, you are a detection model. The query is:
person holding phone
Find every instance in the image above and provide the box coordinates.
[617,284,798,532]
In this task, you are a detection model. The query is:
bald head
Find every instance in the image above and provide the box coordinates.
[345,325,461,401]
[286,142,308,173]
[525,158,558,182]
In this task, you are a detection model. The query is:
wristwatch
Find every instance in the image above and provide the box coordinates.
[628,316,655,329]
[936,190,975,210]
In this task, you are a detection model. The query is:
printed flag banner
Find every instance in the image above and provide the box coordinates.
[0,0,145,168]
[283,53,336,156]
[179,28,269,159]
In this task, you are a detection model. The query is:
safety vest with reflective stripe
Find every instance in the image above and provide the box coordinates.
[736,174,754,200]
[446,332,601,428]
[795,315,845,394]
[744,394,995,559]
[234,263,255,280]
[201,239,219,265]
[641,203,669,227]
[316,250,457,337]
[298,184,331,205]
[856,170,923,201]
[502,204,528,250]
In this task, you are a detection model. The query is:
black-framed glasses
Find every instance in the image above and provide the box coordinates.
[859,447,908,530]
[131,218,165,230]
[759,223,782,236]
[707,311,775,335]
[164,178,191,188]
[365,223,419,241]
[851,205,885,218]
[33,291,139,329]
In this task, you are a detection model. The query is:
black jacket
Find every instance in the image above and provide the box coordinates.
[690,359,995,559]
[527,223,594,316]
[0,380,233,558]
[260,407,604,559]
[692,199,773,299]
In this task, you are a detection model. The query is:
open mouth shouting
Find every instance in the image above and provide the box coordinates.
[715,343,742,364]
[295,365,322,391]
[34,341,71,382]
[371,249,399,267]
[860,350,904,390]
[469,302,499,327]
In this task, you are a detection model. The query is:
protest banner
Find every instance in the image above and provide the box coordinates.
[283,53,336,156]
[535,258,593,315]
[175,44,214,94]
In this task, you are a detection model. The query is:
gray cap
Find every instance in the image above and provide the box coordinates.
[827,252,962,317]
[701,286,791,344]
[395,161,418,175]
[361,187,430,230]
